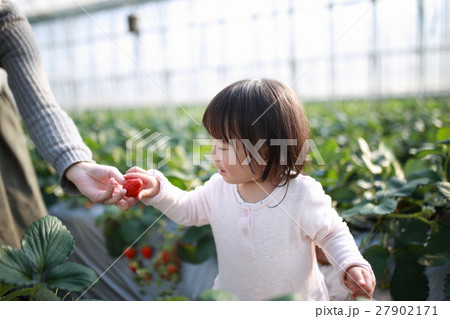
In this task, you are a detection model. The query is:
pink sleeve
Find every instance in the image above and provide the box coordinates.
[300,179,375,289]
[141,169,213,227]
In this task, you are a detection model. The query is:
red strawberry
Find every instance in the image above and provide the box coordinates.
[141,246,153,259]
[128,262,137,273]
[123,178,143,197]
[167,264,179,275]
[161,251,170,264]
[123,246,136,259]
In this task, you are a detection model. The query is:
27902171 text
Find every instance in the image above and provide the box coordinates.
[315,305,439,318]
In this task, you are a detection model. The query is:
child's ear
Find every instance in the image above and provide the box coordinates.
[261,145,269,161]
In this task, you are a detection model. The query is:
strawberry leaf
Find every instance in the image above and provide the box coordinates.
[21,216,74,273]
[45,262,98,292]
[0,246,36,285]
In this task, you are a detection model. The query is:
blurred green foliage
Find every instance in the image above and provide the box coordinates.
[27,97,450,300]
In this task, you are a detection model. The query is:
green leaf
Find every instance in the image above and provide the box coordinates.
[0,246,36,285]
[426,224,450,254]
[45,262,98,292]
[376,177,428,198]
[403,159,427,178]
[391,219,429,249]
[390,246,429,301]
[21,216,74,272]
[0,282,15,297]
[445,274,450,301]
[339,201,367,218]
[445,153,450,182]
[436,127,450,142]
[362,245,390,283]
[197,289,238,301]
[372,198,397,215]
[364,198,398,216]
[390,263,428,300]
[104,227,127,257]
[407,169,440,183]
[195,235,216,262]
[436,182,450,199]
[119,219,148,244]
[319,139,339,161]
[268,293,302,301]
[329,188,357,203]
[159,295,189,301]
[34,286,61,301]
[181,225,212,243]
[177,243,200,264]
[0,287,34,301]
[340,198,396,218]
[358,138,382,174]
[439,138,450,145]
[418,252,450,267]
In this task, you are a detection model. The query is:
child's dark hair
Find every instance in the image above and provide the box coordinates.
[202,78,311,186]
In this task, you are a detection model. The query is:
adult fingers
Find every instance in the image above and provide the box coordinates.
[103,187,127,205]
[115,197,137,211]
[107,166,126,184]
[90,178,117,203]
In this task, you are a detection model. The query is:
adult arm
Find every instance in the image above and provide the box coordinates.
[0,2,94,195]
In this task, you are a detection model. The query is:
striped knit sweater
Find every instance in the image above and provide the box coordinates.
[0,1,94,195]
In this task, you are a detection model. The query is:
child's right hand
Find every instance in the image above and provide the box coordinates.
[115,166,160,211]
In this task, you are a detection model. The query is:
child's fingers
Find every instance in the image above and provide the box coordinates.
[116,197,138,211]
[361,269,376,296]
[345,267,374,299]
[140,188,157,198]
[123,172,148,180]
[125,166,146,175]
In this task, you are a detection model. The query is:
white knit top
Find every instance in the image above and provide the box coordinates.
[143,171,374,301]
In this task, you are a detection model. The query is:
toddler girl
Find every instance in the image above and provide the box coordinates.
[120,79,375,301]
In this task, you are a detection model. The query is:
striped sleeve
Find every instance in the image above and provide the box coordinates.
[0,2,94,195]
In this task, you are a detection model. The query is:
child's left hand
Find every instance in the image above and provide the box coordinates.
[344,266,375,300]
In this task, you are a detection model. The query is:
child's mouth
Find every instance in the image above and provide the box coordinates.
[218,169,226,175]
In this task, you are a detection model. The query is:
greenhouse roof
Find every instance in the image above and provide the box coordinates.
[14,0,153,21]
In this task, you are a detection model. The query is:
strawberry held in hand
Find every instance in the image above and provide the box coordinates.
[123,178,143,197]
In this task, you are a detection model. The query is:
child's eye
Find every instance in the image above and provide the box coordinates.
[217,146,228,151]
[211,139,229,151]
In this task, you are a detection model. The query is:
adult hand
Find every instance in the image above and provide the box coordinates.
[65,162,126,204]
[344,266,375,300]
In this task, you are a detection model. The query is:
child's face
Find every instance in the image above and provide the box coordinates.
[210,138,262,185]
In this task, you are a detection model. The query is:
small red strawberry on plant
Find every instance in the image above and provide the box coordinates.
[123,246,136,259]
[141,245,153,259]
[123,178,143,197]
[167,264,179,276]
[161,251,170,264]
[136,268,152,282]
[128,260,138,273]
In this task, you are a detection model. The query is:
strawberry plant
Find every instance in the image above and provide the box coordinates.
[340,133,450,300]
[0,216,98,301]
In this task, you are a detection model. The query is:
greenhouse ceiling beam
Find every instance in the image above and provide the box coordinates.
[28,0,162,24]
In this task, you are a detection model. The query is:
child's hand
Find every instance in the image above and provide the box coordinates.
[115,166,160,211]
[344,266,375,300]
